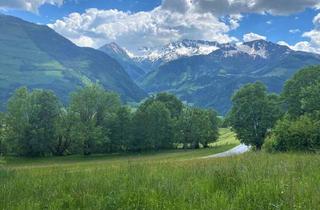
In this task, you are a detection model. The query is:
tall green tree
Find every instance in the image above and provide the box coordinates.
[132,101,173,151]
[131,109,148,151]
[265,67,320,152]
[154,93,183,119]
[300,81,320,118]
[175,108,219,149]
[69,85,121,155]
[27,90,61,156]
[6,87,30,156]
[6,88,61,156]
[140,93,183,119]
[109,107,133,152]
[145,101,173,150]
[282,66,320,118]
[53,109,77,156]
[229,82,282,150]
[203,109,220,147]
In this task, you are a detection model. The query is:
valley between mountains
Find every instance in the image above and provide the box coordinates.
[1,14,320,114]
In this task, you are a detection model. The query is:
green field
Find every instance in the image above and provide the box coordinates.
[1,131,320,209]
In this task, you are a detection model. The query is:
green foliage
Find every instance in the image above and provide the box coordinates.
[6,87,30,155]
[132,101,173,150]
[69,85,121,155]
[175,108,219,149]
[270,115,320,151]
[282,66,320,117]
[300,81,320,117]
[0,112,7,155]
[229,82,283,150]
[266,66,320,152]
[262,135,279,153]
[3,85,220,156]
[53,109,77,156]
[140,93,183,119]
[108,107,133,152]
[6,87,61,156]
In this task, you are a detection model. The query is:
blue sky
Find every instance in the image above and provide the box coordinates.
[1,0,320,55]
[2,0,162,24]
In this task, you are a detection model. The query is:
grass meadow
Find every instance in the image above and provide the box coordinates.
[1,130,320,210]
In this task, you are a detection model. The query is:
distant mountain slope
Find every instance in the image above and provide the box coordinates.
[141,40,320,114]
[99,42,145,80]
[0,14,146,107]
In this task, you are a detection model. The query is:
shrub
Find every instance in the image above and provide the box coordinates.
[269,115,320,152]
[262,135,278,153]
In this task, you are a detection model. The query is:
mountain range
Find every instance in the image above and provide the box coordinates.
[1,14,320,114]
[100,39,320,114]
[139,40,320,114]
[0,14,146,109]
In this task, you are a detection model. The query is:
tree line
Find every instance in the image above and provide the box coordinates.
[227,66,320,152]
[0,87,219,157]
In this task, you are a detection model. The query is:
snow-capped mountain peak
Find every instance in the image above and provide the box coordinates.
[135,39,221,62]
[220,39,292,59]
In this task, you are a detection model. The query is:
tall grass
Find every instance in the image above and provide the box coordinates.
[1,152,320,209]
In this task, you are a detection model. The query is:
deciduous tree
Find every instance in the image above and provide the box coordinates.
[229,82,282,150]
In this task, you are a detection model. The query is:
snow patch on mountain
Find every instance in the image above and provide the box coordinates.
[132,40,221,62]
[220,40,273,59]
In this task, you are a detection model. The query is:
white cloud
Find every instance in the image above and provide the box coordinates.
[243,33,267,42]
[72,35,95,48]
[289,29,301,33]
[266,20,272,24]
[277,41,290,46]
[47,0,320,55]
[283,13,320,54]
[228,14,243,30]
[0,0,64,12]
[183,0,320,16]
[278,40,320,54]
[49,7,239,55]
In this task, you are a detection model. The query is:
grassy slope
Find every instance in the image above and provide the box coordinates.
[0,15,146,106]
[1,131,320,209]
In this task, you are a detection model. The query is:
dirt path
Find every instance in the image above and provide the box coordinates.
[201,144,250,159]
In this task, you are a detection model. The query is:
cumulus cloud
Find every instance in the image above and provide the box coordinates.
[278,40,320,54]
[281,13,320,54]
[161,0,192,13]
[49,7,238,54]
[186,0,320,16]
[48,0,320,55]
[0,0,64,12]
[243,33,267,42]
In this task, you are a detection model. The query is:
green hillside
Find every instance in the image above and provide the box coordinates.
[0,14,146,108]
[141,40,320,114]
